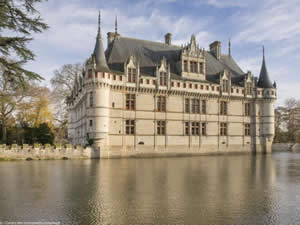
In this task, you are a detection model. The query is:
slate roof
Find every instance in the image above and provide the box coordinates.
[93,12,110,73]
[105,36,246,86]
[257,51,273,88]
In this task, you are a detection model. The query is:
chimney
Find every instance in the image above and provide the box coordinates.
[107,32,115,46]
[165,33,172,45]
[209,41,221,60]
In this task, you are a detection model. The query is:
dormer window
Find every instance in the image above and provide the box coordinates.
[128,68,136,83]
[88,69,92,79]
[222,80,229,92]
[200,63,204,74]
[160,72,167,86]
[190,61,198,73]
[246,83,252,95]
[184,60,188,72]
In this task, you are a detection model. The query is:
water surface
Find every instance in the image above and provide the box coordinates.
[0,153,300,225]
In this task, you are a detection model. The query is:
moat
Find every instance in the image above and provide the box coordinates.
[0,152,299,225]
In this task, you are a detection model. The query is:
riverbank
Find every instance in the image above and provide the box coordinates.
[0,143,298,161]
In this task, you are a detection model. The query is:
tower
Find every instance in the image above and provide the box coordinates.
[86,11,110,150]
[257,46,276,153]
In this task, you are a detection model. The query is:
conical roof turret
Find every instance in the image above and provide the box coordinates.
[93,11,110,72]
[257,46,273,88]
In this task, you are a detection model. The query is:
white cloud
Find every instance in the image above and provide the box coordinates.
[234,0,300,43]
[28,1,215,84]
[205,0,247,8]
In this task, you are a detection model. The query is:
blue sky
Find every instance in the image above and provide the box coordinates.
[26,0,300,105]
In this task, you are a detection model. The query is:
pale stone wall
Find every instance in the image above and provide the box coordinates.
[67,70,277,158]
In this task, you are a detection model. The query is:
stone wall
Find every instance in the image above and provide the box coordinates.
[0,144,99,160]
[272,143,300,152]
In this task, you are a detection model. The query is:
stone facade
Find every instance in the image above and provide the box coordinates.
[67,12,277,158]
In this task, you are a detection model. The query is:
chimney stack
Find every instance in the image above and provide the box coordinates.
[165,33,172,45]
[209,41,221,60]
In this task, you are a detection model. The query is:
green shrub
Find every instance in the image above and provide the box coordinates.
[45,144,51,148]
[34,143,41,149]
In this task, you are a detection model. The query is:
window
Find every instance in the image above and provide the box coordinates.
[160,72,167,86]
[201,123,206,135]
[128,68,136,83]
[191,122,200,135]
[190,61,198,73]
[191,99,200,113]
[246,83,252,95]
[89,120,93,127]
[185,122,190,135]
[184,60,188,72]
[113,75,116,80]
[126,94,135,110]
[157,121,166,135]
[89,92,94,107]
[245,103,250,116]
[185,98,190,113]
[220,101,227,115]
[146,79,150,84]
[200,62,204,73]
[125,120,135,135]
[245,123,250,136]
[157,96,166,112]
[220,122,227,136]
[88,69,92,79]
[201,100,206,114]
[223,80,228,92]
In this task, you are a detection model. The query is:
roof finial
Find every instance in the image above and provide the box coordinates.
[263,45,265,59]
[97,10,101,38]
[228,38,231,57]
[115,15,118,34]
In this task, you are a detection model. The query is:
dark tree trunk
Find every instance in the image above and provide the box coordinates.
[1,119,7,144]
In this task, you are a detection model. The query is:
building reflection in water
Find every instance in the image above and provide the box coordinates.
[88,154,278,225]
[1,153,300,225]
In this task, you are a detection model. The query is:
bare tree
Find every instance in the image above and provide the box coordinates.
[275,98,300,143]
[50,63,82,143]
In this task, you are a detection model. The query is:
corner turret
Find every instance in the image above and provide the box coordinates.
[93,11,110,73]
[257,46,273,88]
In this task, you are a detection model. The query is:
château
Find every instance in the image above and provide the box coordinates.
[67,12,276,158]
